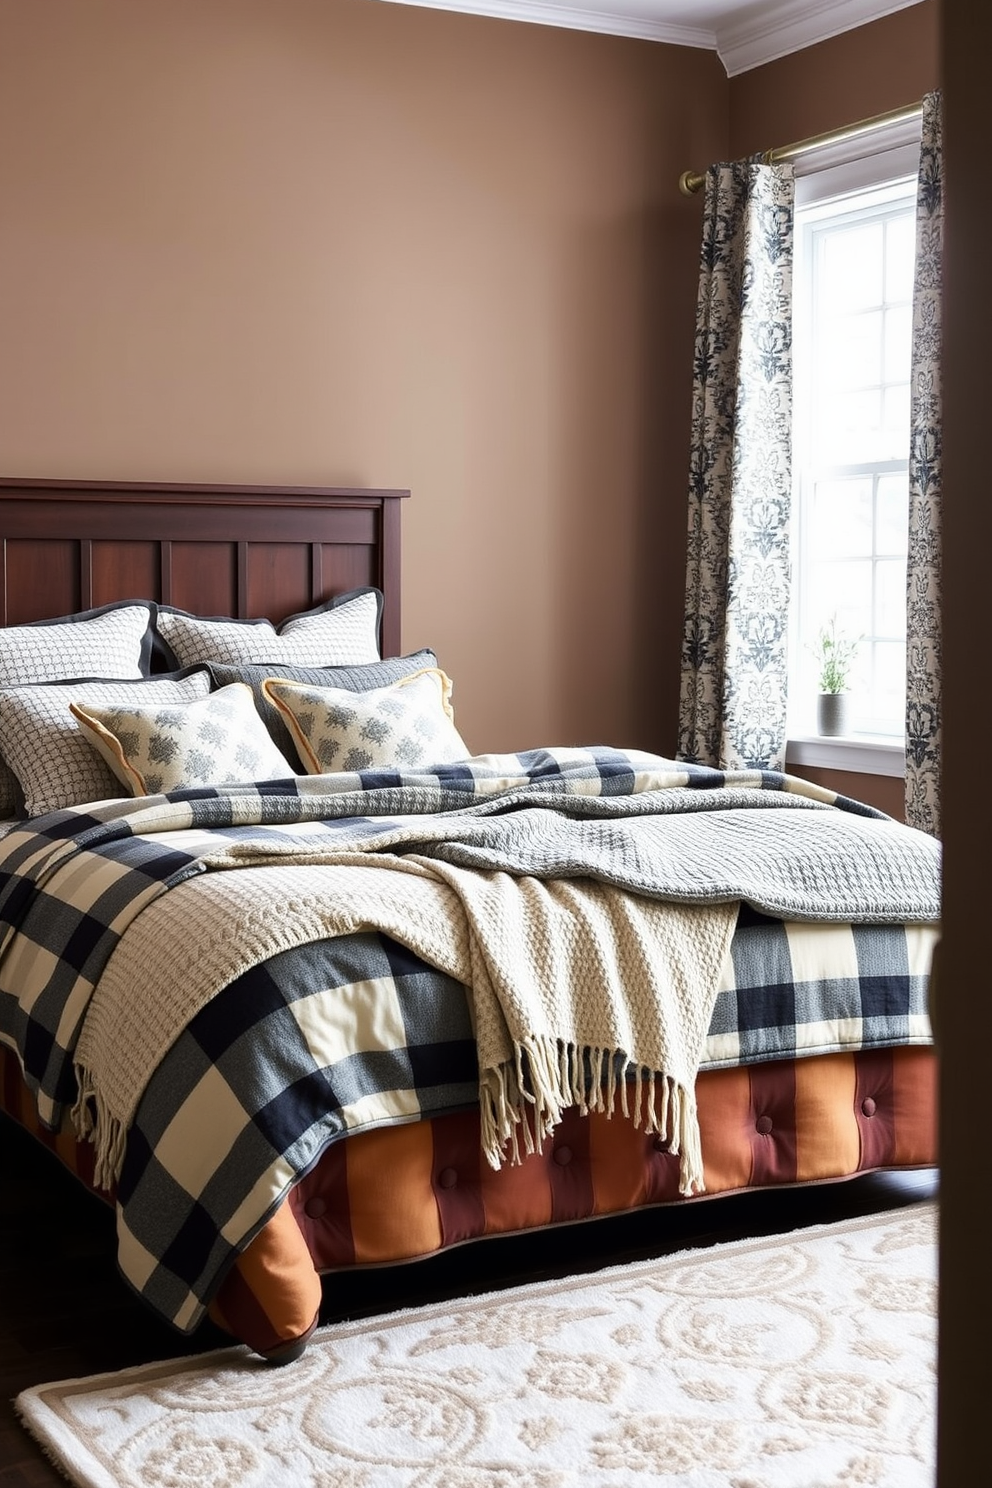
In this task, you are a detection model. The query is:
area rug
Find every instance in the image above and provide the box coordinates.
[16,1202,936,1488]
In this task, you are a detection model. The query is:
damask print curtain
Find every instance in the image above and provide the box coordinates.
[905,90,943,837]
[677,159,795,770]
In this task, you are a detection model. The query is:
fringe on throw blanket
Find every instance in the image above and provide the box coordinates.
[73,1043,704,1200]
[72,1066,127,1193]
[480,1036,703,1196]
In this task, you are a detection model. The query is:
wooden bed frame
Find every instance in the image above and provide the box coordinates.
[0,475,938,1363]
[0,476,408,657]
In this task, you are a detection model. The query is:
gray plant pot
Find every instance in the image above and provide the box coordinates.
[817,692,850,737]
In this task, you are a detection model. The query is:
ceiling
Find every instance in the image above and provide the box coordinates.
[373,0,924,75]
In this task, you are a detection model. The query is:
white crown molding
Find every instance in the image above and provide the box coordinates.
[370,0,716,47]
[717,0,924,76]
[369,0,925,70]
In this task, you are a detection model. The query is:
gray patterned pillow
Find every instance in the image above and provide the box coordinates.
[0,670,212,817]
[154,588,382,670]
[0,602,155,816]
[262,669,470,774]
[70,683,295,797]
[205,651,438,767]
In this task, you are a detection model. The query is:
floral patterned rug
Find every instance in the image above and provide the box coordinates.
[16,1203,936,1488]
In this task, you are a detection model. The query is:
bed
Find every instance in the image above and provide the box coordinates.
[0,476,940,1364]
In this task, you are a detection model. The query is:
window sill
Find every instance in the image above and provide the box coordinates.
[785,735,905,778]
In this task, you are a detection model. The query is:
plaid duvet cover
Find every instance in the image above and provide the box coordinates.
[116,909,935,1332]
[0,747,939,1332]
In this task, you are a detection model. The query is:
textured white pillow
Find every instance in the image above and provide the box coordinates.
[70,683,295,797]
[0,603,154,817]
[262,669,469,774]
[0,671,212,817]
[154,589,381,670]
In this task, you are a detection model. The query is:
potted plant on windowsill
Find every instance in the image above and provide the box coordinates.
[812,617,860,737]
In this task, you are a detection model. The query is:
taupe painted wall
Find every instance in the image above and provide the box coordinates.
[0,0,726,758]
[0,0,941,797]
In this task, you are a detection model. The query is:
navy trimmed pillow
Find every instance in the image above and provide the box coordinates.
[0,601,156,816]
[153,588,383,671]
[0,667,213,817]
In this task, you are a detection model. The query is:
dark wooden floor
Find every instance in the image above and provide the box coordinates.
[0,1111,938,1487]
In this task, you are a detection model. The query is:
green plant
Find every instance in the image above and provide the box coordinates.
[811,616,860,694]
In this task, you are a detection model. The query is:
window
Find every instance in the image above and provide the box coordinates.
[786,127,921,773]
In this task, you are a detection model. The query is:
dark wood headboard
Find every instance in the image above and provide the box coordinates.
[0,478,409,657]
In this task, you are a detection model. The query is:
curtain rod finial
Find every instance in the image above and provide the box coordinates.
[679,170,704,197]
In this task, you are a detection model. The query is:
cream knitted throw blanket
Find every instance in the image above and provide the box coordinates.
[73,850,738,1197]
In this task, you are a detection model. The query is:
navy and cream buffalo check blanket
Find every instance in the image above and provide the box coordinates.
[0,747,941,1332]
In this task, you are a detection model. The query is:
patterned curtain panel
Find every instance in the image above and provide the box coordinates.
[905,91,943,837]
[677,159,795,770]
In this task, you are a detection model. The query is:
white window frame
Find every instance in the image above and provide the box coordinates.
[784,117,922,779]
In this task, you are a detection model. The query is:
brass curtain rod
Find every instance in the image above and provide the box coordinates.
[677,99,924,197]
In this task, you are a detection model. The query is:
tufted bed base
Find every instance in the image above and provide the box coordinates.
[1,1043,937,1359]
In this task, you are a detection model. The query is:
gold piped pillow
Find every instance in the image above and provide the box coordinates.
[70,683,295,797]
[261,668,469,774]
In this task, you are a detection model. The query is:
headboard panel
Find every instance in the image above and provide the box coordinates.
[0,478,409,657]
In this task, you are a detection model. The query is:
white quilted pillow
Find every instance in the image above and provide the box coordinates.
[262,669,469,774]
[0,603,154,817]
[0,671,212,817]
[154,589,381,670]
[0,604,152,683]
